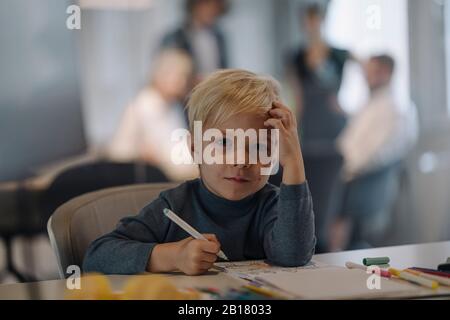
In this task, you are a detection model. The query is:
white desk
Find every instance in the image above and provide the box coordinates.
[314,240,450,269]
[0,241,449,300]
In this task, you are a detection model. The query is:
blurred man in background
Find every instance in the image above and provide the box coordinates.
[331,54,418,250]
[338,55,417,180]
[161,0,229,82]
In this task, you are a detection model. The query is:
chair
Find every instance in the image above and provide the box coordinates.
[41,160,169,224]
[341,162,402,249]
[47,182,178,279]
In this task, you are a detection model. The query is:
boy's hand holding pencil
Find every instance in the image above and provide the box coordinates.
[174,234,221,275]
[148,233,222,276]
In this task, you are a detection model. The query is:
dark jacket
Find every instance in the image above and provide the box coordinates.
[161,24,228,70]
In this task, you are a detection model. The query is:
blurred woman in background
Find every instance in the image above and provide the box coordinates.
[285,3,350,252]
[289,3,349,149]
[107,49,199,181]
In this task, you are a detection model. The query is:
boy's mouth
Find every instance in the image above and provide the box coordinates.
[224,176,250,183]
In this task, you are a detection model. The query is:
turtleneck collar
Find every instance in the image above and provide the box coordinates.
[195,178,261,217]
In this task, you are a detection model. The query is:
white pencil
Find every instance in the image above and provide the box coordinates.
[163,208,229,261]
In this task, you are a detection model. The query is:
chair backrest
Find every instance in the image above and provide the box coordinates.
[47,182,178,279]
[41,160,168,223]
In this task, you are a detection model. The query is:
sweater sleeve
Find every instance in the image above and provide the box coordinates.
[262,182,316,267]
[82,196,170,275]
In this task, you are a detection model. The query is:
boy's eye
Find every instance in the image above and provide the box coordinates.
[216,137,232,148]
[252,143,267,153]
[248,143,266,154]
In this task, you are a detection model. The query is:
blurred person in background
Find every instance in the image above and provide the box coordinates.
[107,49,199,181]
[285,2,350,252]
[330,54,418,250]
[288,3,349,149]
[161,0,229,82]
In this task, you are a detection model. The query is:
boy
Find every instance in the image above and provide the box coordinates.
[83,69,316,275]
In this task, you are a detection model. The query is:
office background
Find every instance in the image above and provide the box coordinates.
[1,0,450,283]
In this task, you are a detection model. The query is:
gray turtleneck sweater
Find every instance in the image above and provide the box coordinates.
[82,179,316,274]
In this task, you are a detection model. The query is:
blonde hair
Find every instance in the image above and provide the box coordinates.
[186,69,281,132]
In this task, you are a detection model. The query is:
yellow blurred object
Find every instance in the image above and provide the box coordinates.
[65,273,116,300]
[121,275,200,300]
[65,273,200,300]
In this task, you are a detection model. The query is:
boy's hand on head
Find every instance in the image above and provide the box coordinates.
[265,101,302,167]
[264,101,306,185]
[174,234,221,275]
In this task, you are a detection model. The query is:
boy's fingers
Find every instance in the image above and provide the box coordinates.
[264,118,286,131]
[272,102,296,120]
[198,234,221,254]
[200,239,221,254]
[269,108,291,127]
[272,101,291,111]
[180,236,194,245]
[203,234,219,243]
[201,252,218,263]
[198,261,213,271]
[273,101,297,125]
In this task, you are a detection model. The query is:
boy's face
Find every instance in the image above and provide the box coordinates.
[194,112,273,201]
